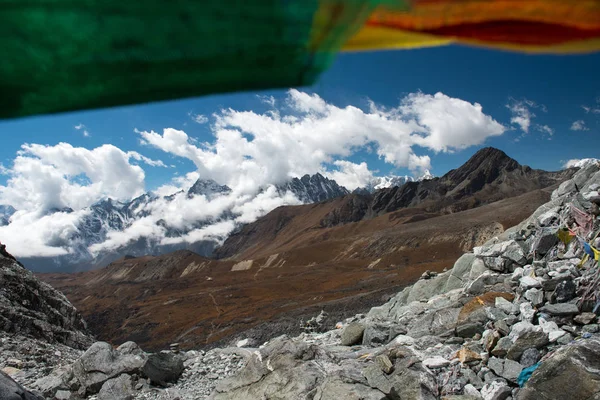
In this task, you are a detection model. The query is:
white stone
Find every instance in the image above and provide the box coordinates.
[508,321,541,341]
[422,356,450,369]
[511,267,524,281]
[520,275,542,289]
[538,318,567,342]
[549,330,567,342]
[538,208,560,226]
[464,383,483,399]
[520,302,536,322]
[524,288,544,307]
[495,297,517,315]
[391,335,416,346]
[539,318,561,334]
[481,380,510,400]
[236,339,250,348]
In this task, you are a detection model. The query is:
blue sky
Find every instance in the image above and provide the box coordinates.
[0,44,598,193]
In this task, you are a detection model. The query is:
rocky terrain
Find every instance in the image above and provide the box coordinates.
[36,148,576,352]
[2,158,599,399]
[215,148,573,259]
[41,187,552,351]
[0,253,92,350]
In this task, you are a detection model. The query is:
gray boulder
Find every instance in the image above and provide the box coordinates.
[0,371,44,400]
[341,322,365,346]
[519,337,600,399]
[72,342,146,395]
[507,331,549,361]
[364,355,437,400]
[0,255,92,349]
[32,365,75,397]
[539,303,579,316]
[313,378,386,400]
[141,352,184,387]
[551,280,576,303]
[98,374,134,400]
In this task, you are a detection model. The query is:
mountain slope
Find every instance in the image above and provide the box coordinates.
[18,174,350,272]
[369,147,573,216]
[41,187,554,350]
[0,250,92,349]
[216,148,574,259]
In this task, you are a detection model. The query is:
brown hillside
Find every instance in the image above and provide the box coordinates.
[40,187,553,351]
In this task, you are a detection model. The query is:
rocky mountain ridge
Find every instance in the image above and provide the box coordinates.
[13,173,351,273]
[215,147,574,259]
[2,158,598,400]
[201,160,600,400]
[358,170,434,194]
[1,159,599,400]
[0,251,92,350]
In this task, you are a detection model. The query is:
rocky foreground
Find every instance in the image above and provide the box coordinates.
[2,161,600,399]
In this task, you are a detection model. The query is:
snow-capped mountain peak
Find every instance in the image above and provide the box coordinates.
[419,169,435,181]
[13,174,350,271]
[276,173,349,203]
[360,171,435,194]
[187,179,232,199]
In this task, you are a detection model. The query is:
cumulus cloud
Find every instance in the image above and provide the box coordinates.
[0,143,149,212]
[127,151,168,168]
[0,90,507,259]
[570,120,589,131]
[257,95,276,107]
[140,90,504,193]
[327,161,375,190]
[0,143,167,257]
[0,209,91,257]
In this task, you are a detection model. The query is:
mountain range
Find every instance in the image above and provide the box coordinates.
[41,147,577,350]
[14,173,349,272]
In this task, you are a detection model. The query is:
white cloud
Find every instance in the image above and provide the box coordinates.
[0,208,90,257]
[0,143,148,212]
[327,161,375,190]
[189,112,209,124]
[506,98,544,133]
[127,151,168,168]
[257,95,276,107]
[570,120,589,131]
[0,90,507,259]
[140,90,504,193]
[535,124,554,136]
[563,158,599,169]
[74,123,90,137]
[582,97,600,114]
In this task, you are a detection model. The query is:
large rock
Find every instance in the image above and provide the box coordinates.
[98,374,134,400]
[210,337,327,399]
[313,378,386,400]
[507,331,549,361]
[0,371,44,400]
[519,338,600,399]
[443,254,478,292]
[141,352,184,387]
[33,366,75,397]
[0,254,92,349]
[341,322,365,346]
[539,303,579,316]
[72,342,146,395]
[365,354,437,400]
[552,280,576,303]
